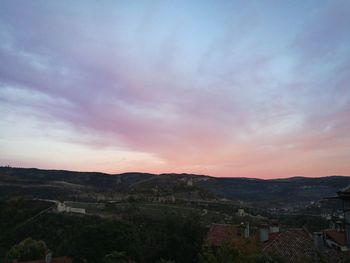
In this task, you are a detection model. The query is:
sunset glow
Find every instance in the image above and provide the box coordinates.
[1,1,350,178]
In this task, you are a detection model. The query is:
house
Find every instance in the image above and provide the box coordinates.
[324,229,348,251]
[205,222,348,262]
[261,228,348,263]
[57,202,86,214]
[237,208,245,217]
[262,228,315,262]
[269,219,280,233]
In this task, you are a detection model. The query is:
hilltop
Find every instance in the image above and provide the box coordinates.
[1,166,349,207]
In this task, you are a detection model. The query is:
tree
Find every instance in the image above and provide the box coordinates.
[199,245,238,263]
[71,220,141,262]
[6,238,47,262]
[199,237,283,263]
[225,235,259,256]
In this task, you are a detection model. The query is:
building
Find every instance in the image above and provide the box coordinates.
[57,202,86,214]
[262,228,314,262]
[237,208,245,217]
[205,222,349,262]
[269,219,280,233]
[260,228,347,262]
[186,178,193,187]
[324,229,348,251]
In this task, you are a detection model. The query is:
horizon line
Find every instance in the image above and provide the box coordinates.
[1,165,348,181]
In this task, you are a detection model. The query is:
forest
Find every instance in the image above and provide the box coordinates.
[0,198,287,263]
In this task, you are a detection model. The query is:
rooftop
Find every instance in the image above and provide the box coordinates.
[262,228,313,262]
[262,229,347,263]
[337,186,350,198]
[324,229,346,246]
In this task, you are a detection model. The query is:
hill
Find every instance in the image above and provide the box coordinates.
[0,167,349,207]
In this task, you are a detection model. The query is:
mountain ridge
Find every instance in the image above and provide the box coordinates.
[1,166,349,207]
[1,166,347,180]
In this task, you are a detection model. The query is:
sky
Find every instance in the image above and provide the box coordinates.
[0,0,349,178]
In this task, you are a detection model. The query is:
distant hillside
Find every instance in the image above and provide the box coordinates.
[0,167,349,206]
[197,176,350,205]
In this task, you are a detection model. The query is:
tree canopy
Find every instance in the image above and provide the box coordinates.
[6,238,47,262]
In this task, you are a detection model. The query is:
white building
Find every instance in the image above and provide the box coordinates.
[57,202,86,214]
[237,208,245,217]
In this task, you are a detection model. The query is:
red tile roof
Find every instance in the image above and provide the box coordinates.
[262,228,314,262]
[270,219,279,226]
[206,224,238,246]
[262,229,348,263]
[324,229,346,246]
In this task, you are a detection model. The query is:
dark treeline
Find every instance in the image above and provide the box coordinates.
[0,199,206,263]
[2,198,337,263]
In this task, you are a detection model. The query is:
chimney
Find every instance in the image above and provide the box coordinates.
[45,249,52,263]
[259,224,269,242]
[313,232,324,250]
[269,219,280,233]
[244,222,250,238]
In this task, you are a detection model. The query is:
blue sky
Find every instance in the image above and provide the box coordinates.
[0,0,349,177]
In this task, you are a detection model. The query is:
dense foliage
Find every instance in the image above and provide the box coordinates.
[278,215,329,232]
[199,237,282,263]
[6,238,47,262]
[0,199,207,263]
[0,198,333,263]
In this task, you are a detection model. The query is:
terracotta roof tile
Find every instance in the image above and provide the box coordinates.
[262,229,347,263]
[324,229,346,246]
[262,228,313,262]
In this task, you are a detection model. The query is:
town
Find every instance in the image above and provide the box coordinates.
[1,167,350,262]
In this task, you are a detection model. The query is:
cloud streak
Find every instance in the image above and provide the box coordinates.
[0,0,349,178]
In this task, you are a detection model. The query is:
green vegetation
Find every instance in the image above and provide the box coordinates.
[278,214,329,232]
[0,198,291,263]
[0,199,206,263]
[6,238,47,262]
[199,238,283,263]
[1,167,348,263]
[2,166,350,207]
